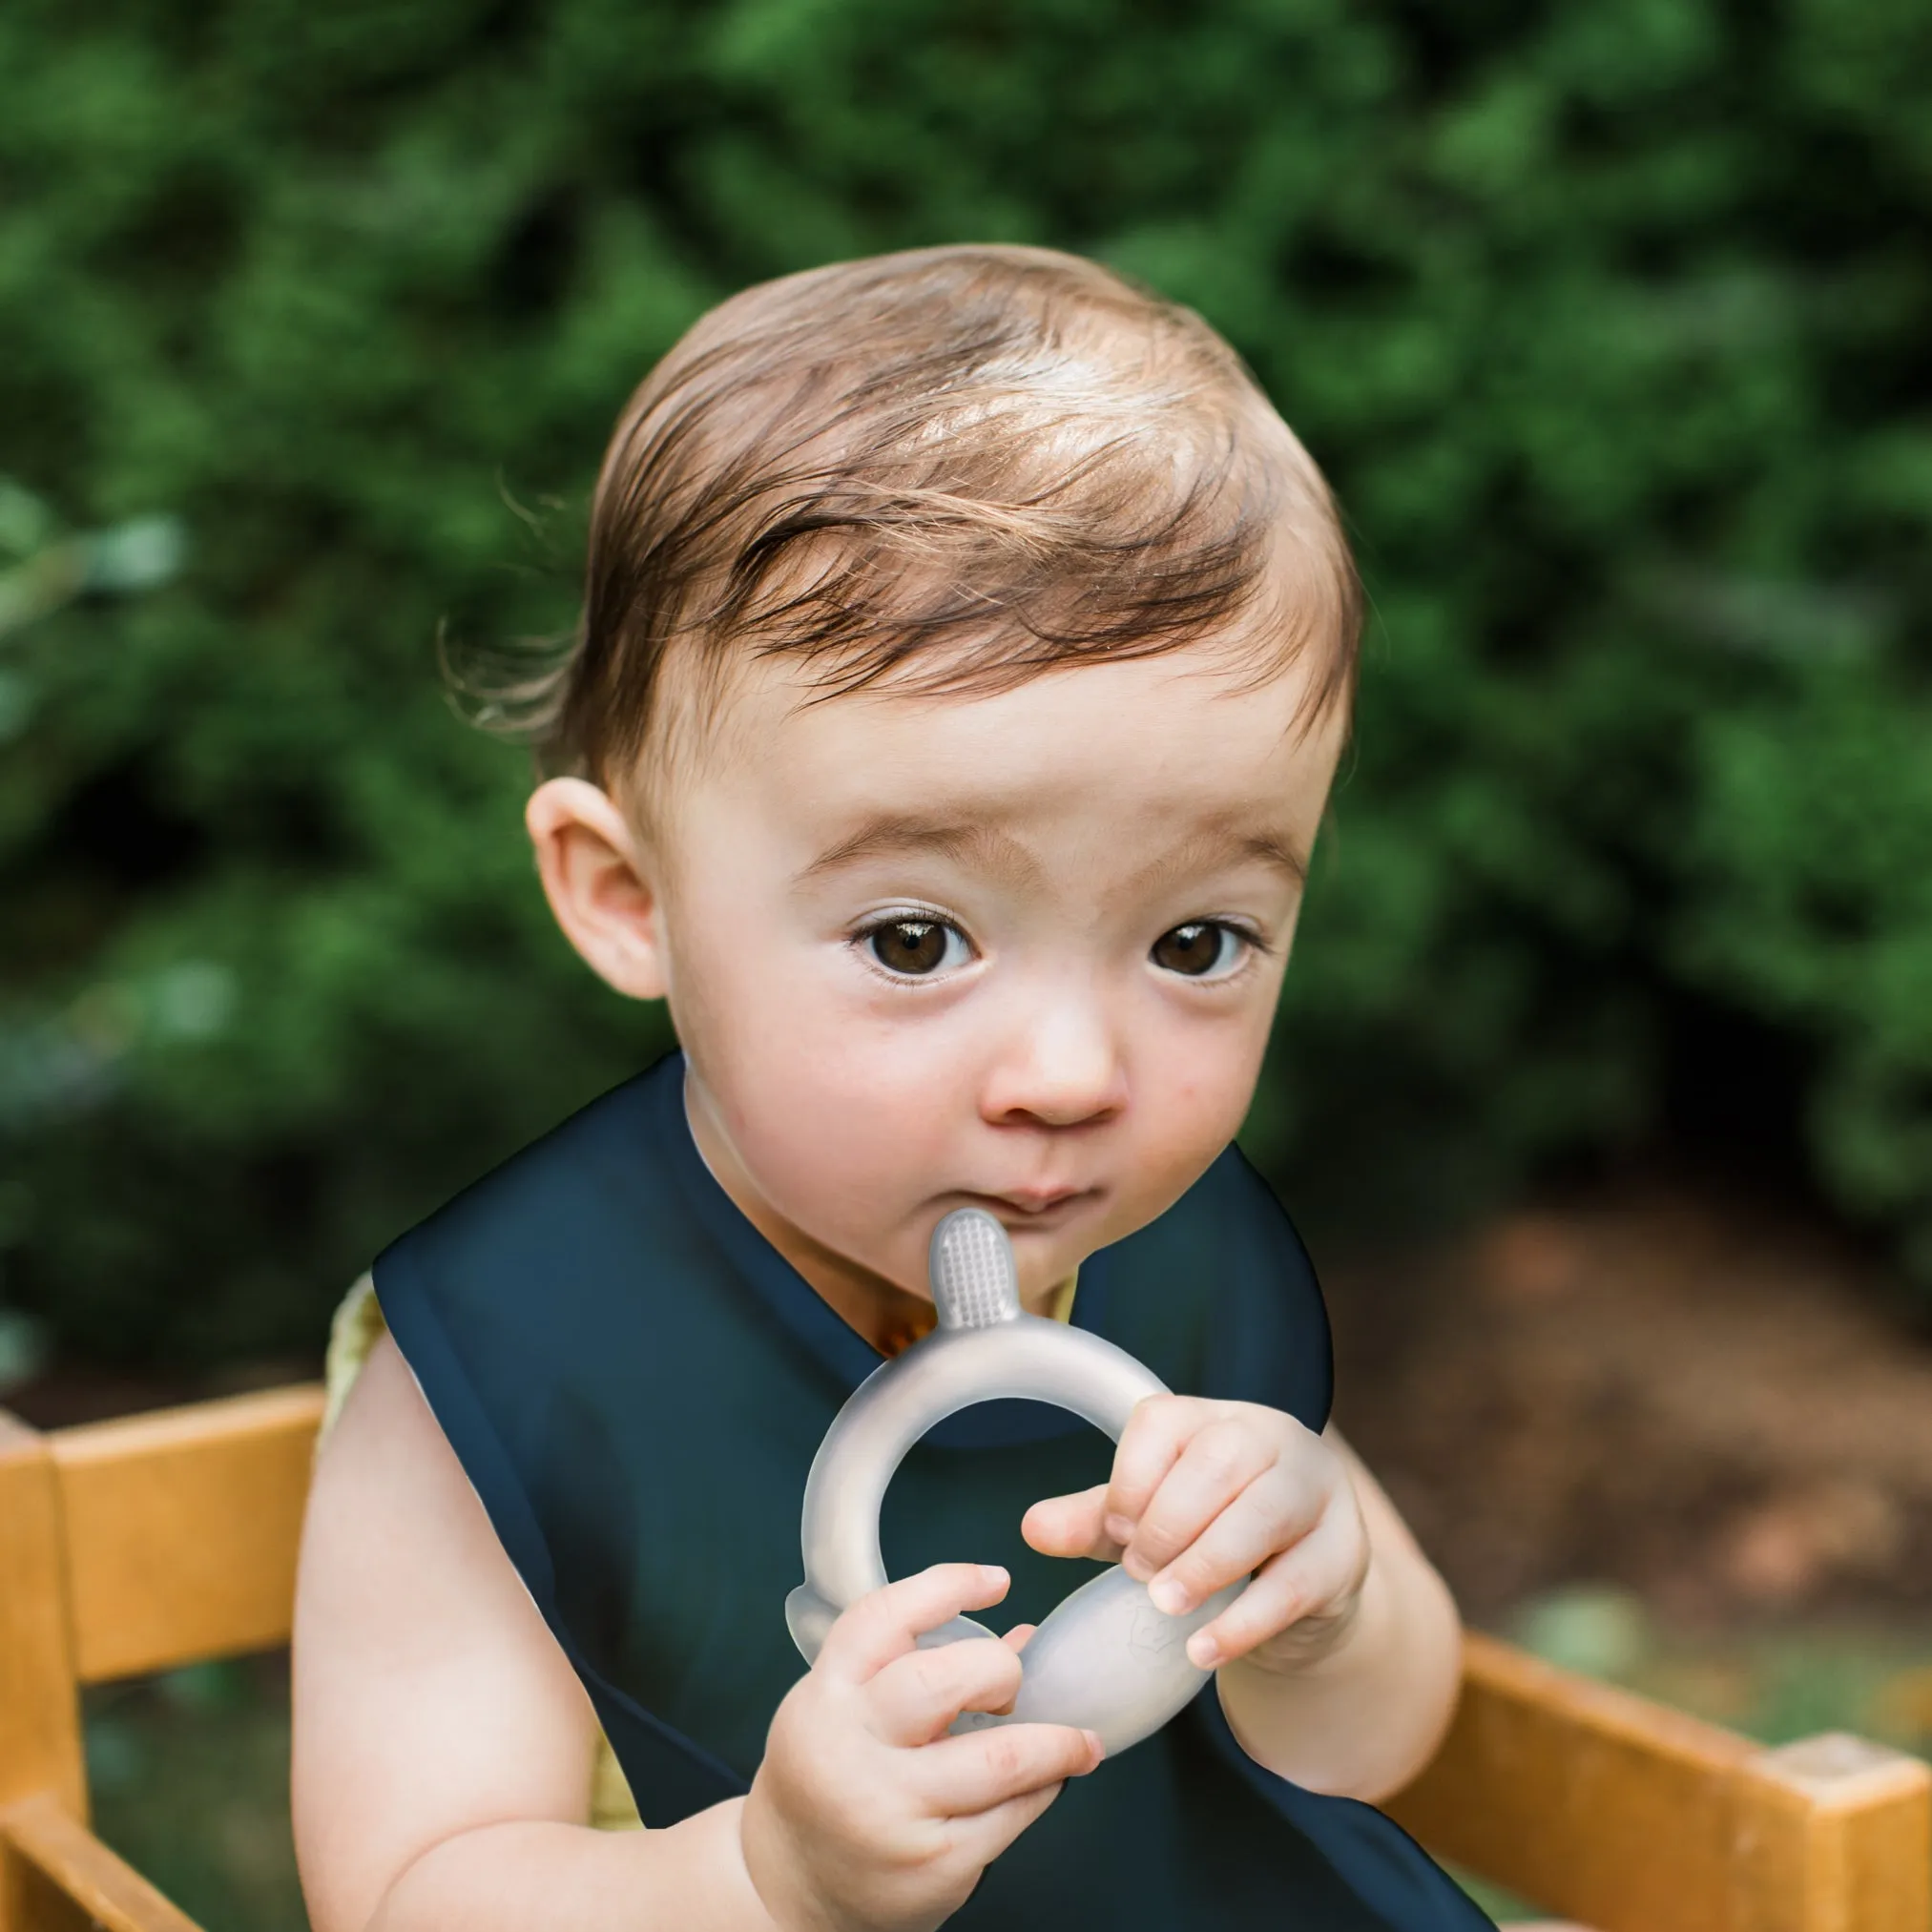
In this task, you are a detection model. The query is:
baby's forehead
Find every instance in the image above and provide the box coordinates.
[638,629,1347,878]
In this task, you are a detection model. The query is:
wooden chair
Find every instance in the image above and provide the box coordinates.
[2,1388,1927,1932]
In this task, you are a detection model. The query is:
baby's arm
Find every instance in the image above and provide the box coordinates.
[1211,1427,1462,1800]
[292,1334,777,1931]
[294,1335,1097,1932]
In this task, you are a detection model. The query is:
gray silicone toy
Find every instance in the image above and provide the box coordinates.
[785,1207,1245,1757]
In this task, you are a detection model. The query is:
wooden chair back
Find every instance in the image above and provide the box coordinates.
[2,1388,1927,1932]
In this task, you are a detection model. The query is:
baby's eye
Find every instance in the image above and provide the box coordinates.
[1150,921,1249,980]
[862,918,974,978]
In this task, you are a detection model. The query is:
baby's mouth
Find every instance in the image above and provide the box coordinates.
[956,1186,1100,1230]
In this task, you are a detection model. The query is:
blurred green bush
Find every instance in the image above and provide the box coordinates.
[2,0,1929,1362]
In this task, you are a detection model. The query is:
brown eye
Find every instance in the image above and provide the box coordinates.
[1152,922,1240,978]
[866,920,965,976]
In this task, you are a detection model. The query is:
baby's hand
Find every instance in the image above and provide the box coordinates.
[1022,1397,1369,1673]
[740,1563,1102,1932]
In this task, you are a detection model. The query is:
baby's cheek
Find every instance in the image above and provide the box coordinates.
[1136,1052,1253,1189]
[734,1038,950,1218]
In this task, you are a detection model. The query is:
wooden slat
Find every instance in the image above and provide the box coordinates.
[0,1865,93,1932]
[1386,1632,1932,1932]
[0,1415,86,1823]
[1734,1733,1932,1932]
[51,1386,324,1684]
[0,1797,201,1932]
[1390,1630,1761,1932]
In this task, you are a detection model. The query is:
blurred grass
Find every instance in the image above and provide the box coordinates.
[80,1610,1932,1931]
[1505,1587,1932,1757]
[85,1657,307,1932]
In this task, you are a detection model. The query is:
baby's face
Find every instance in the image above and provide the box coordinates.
[640,639,1346,1315]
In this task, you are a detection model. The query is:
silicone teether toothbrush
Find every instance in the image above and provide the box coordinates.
[785,1207,1246,1756]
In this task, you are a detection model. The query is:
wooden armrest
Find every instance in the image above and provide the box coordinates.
[50,1386,325,1684]
[1385,1631,1932,1932]
[1,1795,201,1932]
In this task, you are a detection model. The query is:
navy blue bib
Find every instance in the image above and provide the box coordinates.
[373,1052,1490,1930]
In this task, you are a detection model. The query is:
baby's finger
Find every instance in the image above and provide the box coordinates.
[1020,1483,1122,1561]
[916,1722,1103,1819]
[1142,1455,1324,1615]
[866,1635,1024,1746]
[1100,1397,1206,1543]
[985,1623,1037,1715]
[944,1780,1069,1870]
[1119,1417,1278,1584]
[1187,1512,1365,1668]
[817,1563,1010,1685]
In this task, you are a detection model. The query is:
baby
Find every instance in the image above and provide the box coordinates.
[292,245,1485,1931]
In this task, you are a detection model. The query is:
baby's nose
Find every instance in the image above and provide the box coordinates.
[980,992,1126,1128]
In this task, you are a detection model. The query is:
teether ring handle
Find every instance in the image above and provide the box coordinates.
[786,1209,1250,1756]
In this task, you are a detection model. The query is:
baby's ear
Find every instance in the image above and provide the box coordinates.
[526,779,670,1000]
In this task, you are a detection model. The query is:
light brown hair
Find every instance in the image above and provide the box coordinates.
[472,244,1361,785]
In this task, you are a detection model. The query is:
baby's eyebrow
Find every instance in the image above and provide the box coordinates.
[1231,830,1309,888]
[1132,826,1310,894]
[800,816,1044,886]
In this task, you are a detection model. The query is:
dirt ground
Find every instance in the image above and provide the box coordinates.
[1326,1182,1932,1632]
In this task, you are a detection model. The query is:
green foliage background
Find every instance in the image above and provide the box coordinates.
[3,0,1930,1364]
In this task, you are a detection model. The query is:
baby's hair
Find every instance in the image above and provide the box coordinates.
[465,244,1361,787]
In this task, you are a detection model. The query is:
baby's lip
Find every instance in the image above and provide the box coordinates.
[960,1186,1099,1220]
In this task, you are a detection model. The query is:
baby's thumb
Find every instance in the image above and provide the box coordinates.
[1021,1483,1117,1559]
